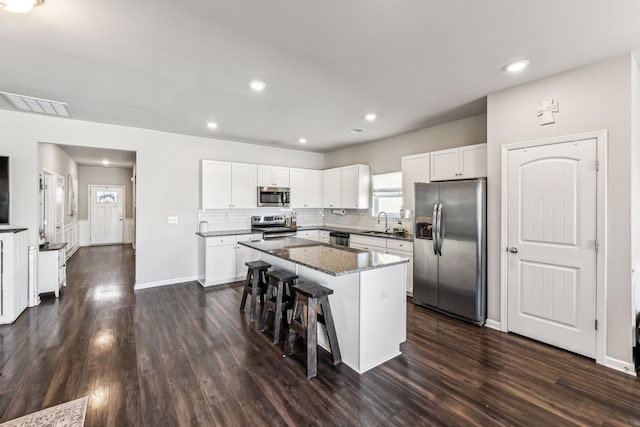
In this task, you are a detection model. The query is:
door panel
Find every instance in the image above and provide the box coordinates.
[507,139,597,358]
[413,183,439,307]
[437,180,484,321]
[90,186,124,245]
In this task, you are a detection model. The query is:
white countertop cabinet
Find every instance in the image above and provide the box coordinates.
[198,233,262,286]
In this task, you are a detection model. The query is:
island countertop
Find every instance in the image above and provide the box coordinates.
[239,237,408,277]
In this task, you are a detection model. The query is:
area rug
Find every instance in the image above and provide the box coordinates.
[0,397,88,427]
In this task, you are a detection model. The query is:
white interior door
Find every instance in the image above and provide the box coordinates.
[506,138,597,358]
[90,186,124,245]
[54,175,65,243]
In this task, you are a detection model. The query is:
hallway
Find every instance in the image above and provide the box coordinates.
[0,245,638,426]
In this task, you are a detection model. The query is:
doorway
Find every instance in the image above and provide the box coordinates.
[41,170,65,244]
[501,130,607,363]
[89,185,125,245]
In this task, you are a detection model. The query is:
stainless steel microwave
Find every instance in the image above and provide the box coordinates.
[257,186,290,207]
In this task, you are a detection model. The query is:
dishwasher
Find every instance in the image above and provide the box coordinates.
[329,231,350,247]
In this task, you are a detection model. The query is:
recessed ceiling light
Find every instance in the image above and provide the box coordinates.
[503,59,530,73]
[249,80,266,91]
[207,122,218,129]
[298,138,307,144]
[102,160,109,166]
[0,0,44,13]
[365,113,377,122]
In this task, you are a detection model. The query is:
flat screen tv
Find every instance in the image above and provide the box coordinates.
[0,156,8,224]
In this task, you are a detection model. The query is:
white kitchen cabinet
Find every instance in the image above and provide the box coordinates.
[322,168,342,208]
[401,153,430,212]
[38,243,67,297]
[323,165,370,209]
[199,233,262,287]
[318,230,330,243]
[200,161,257,209]
[296,229,320,241]
[0,230,29,325]
[258,165,290,187]
[350,234,413,295]
[430,143,487,181]
[290,168,323,208]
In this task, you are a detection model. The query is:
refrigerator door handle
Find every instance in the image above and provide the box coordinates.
[432,202,439,255]
[437,202,443,255]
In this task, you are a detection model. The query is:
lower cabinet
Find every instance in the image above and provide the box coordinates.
[38,244,67,298]
[296,229,320,241]
[0,230,29,325]
[318,230,330,244]
[199,233,262,287]
[350,234,413,295]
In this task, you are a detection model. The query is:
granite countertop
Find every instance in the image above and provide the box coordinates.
[40,242,68,251]
[196,229,258,237]
[0,227,28,234]
[239,237,408,276]
[294,225,414,242]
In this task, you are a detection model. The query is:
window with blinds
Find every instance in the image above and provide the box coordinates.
[372,171,402,218]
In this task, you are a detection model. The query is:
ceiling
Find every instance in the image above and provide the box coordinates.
[1,1,640,153]
[57,144,135,168]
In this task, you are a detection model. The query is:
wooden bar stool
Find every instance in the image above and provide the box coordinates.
[284,281,341,379]
[259,270,297,344]
[239,260,271,322]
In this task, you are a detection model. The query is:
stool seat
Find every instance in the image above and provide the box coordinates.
[246,260,271,269]
[240,260,271,322]
[266,269,299,282]
[292,281,333,298]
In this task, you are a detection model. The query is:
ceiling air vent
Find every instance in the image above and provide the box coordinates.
[349,128,366,134]
[0,92,73,118]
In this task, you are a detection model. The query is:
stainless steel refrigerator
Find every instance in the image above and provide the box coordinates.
[413,179,486,325]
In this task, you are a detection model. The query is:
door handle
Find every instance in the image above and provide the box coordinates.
[509,247,518,253]
[432,203,439,255]
[437,203,443,256]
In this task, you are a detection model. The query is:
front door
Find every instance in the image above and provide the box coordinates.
[506,138,597,358]
[90,186,124,245]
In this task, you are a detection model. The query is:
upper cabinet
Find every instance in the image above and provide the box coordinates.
[322,168,342,208]
[430,143,487,181]
[258,165,290,187]
[290,168,322,209]
[401,153,430,212]
[201,160,257,209]
[322,164,370,209]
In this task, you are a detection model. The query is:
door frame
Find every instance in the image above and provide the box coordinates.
[88,184,126,245]
[500,129,608,366]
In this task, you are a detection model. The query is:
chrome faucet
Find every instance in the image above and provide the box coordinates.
[377,211,389,233]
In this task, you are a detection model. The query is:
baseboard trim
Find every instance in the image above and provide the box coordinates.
[134,275,198,291]
[604,355,636,376]
[484,319,502,331]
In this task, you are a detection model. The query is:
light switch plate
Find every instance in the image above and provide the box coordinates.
[167,216,179,224]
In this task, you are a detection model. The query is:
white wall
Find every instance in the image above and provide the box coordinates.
[487,54,633,364]
[0,110,323,288]
[632,52,640,332]
[323,114,487,174]
[37,143,79,225]
[78,166,134,219]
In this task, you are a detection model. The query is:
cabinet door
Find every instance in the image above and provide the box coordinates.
[459,144,487,179]
[231,163,257,209]
[386,248,413,295]
[341,165,359,208]
[304,169,322,208]
[201,160,232,209]
[430,148,460,181]
[236,244,258,279]
[257,165,272,187]
[206,244,237,284]
[289,168,306,208]
[271,167,290,187]
[402,154,430,212]
[322,168,342,208]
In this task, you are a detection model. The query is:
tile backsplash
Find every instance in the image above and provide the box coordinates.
[198,207,412,233]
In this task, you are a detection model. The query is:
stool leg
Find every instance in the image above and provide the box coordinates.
[250,269,260,322]
[320,296,342,365]
[240,269,252,311]
[259,270,266,305]
[306,296,318,379]
[273,280,284,344]
[284,294,301,356]
[259,281,274,332]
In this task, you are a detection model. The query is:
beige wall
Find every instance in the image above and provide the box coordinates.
[632,53,640,324]
[487,54,633,364]
[37,143,79,225]
[78,166,134,219]
[323,114,487,174]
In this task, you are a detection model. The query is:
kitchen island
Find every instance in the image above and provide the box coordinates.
[239,237,408,374]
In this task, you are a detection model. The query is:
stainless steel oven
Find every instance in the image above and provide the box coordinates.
[257,186,290,207]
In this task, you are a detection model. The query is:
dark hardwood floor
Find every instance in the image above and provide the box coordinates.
[0,245,638,426]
